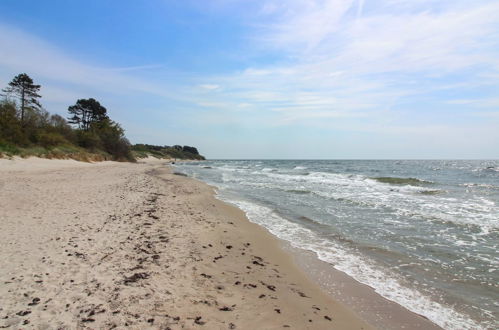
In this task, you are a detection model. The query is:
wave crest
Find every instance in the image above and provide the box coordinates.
[371,176,433,186]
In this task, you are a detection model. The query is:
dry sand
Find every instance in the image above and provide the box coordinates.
[0,157,372,329]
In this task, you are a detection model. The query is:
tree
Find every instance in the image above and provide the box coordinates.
[0,100,26,145]
[182,146,199,155]
[1,73,42,124]
[96,119,133,160]
[67,98,108,130]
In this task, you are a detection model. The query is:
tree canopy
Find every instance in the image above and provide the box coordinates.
[68,98,109,130]
[131,144,205,160]
[1,73,204,162]
[1,73,42,123]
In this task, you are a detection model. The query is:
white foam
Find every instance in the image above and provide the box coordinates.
[259,171,499,231]
[219,198,484,330]
[461,183,499,190]
[187,163,499,232]
[175,162,497,328]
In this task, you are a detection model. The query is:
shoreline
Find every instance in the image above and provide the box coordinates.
[282,241,441,329]
[183,169,442,330]
[0,157,370,329]
[174,158,498,330]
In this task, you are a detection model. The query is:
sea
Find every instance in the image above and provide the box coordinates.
[174,160,498,329]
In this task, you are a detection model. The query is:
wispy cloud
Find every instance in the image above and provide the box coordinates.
[199,84,220,90]
[0,23,185,102]
[1,0,498,157]
[192,0,499,128]
[256,0,357,52]
[103,64,165,73]
[447,98,499,108]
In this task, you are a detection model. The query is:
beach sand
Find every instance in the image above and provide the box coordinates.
[0,157,372,329]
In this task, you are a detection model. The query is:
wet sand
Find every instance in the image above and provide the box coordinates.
[285,244,441,329]
[0,157,371,329]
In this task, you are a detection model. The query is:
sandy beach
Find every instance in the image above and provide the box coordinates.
[0,157,374,329]
[1,1,497,328]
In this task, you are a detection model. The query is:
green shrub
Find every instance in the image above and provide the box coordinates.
[38,132,68,148]
[0,141,20,155]
[76,130,102,150]
[19,146,48,158]
[0,101,27,146]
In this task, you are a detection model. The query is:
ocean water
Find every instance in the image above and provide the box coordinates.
[175,160,499,329]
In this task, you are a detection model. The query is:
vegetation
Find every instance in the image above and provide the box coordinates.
[68,98,108,130]
[131,144,205,160]
[2,73,41,124]
[1,73,204,162]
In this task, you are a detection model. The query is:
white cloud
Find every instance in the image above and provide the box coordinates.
[255,0,499,74]
[1,0,498,153]
[257,0,357,52]
[0,23,186,102]
[199,84,220,90]
[192,0,499,126]
[447,98,499,108]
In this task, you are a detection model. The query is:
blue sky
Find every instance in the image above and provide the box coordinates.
[0,0,498,159]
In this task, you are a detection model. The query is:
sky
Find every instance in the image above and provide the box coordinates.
[0,0,498,159]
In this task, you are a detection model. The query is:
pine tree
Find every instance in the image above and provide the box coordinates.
[1,73,42,124]
[67,98,108,130]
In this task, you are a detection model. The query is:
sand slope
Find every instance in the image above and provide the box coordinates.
[0,158,370,329]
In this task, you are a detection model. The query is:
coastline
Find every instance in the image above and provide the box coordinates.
[282,241,441,329]
[0,157,370,329]
[178,164,442,330]
[174,159,498,330]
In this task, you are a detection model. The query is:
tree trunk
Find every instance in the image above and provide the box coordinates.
[83,109,88,130]
[21,83,25,124]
